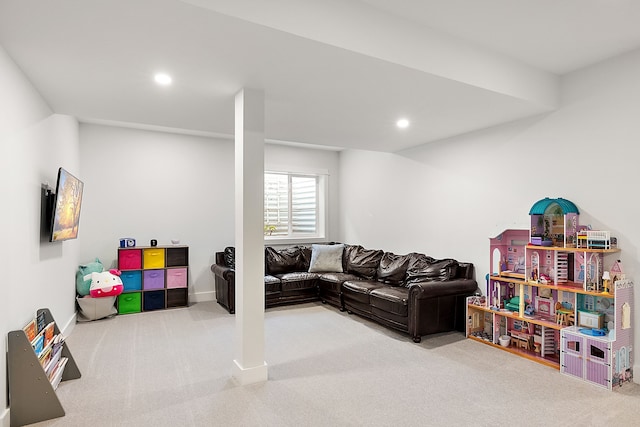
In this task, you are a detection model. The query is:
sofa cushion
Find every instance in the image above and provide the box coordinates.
[224,246,235,269]
[405,256,459,285]
[342,280,385,304]
[308,244,344,273]
[318,272,362,283]
[318,272,363,293]
[342,244,357,272]
[370,287,409,317]
[277,271,319,283]
[297,245,312,271]
[274,272,318,293]
[405,253,433,284]
[264,275,281,294]
[265,246,304,275]
[346,246,384,279]
[377,252,411,286]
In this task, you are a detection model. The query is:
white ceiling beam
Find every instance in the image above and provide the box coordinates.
[181,0,559,109]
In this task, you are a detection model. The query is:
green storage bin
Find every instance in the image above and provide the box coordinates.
[118,292,142,314]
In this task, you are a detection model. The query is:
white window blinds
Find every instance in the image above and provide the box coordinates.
[264,172,318,237]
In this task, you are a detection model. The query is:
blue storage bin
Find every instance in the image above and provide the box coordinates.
[121,270,142,291]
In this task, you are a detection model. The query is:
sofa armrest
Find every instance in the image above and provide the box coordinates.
[409,279,478,299]
[211,263,235,281]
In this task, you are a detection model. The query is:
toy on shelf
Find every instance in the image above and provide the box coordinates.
[555,302,574,326]
[601,271,612,294]
[529,197,579,247]
[577,229,615,249]
[610,260,625,282]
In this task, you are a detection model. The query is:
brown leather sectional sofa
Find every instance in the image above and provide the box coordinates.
[211,244,477,343]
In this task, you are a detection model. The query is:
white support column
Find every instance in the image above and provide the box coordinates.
[232,88,268,385]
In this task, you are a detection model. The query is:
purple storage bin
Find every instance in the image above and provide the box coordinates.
[143,269,165,290]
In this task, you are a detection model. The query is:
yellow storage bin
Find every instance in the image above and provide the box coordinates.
[143,248,165,269]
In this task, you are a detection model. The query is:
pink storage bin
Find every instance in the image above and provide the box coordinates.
[118,249,142,270]
[166,268,187,288]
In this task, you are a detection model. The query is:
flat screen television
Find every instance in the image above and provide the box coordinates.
[50,167,84,242]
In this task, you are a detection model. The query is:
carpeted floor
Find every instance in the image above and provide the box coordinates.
[32,301,639,426]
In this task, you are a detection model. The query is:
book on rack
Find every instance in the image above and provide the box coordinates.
[23,319,37,342]
[50,357,68,390]
[38,342,53,368]
[43,321,55,347]
[36,310,47,333]
[44,344,64,378]
[51,332,65,353]
[31,330,45,356]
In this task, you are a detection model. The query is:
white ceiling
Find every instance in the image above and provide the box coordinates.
[1,0,640,152]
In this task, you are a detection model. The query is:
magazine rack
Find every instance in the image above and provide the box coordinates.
[7,308,81,427]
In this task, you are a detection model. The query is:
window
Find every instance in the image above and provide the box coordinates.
[264,171,326,240]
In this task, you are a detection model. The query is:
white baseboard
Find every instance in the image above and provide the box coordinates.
[191,290,215,303]
[61,311,78,336]
[232,359,268,385]
[1,408,9,427]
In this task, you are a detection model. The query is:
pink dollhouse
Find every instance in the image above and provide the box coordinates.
[476,198,634,389]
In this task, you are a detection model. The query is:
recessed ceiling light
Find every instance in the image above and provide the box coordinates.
[396,118,409,129]
[154,73,172,86]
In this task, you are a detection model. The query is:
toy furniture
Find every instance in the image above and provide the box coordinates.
[555,303,574,326]
[577,230,613,249]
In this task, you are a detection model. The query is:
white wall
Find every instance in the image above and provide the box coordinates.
[79,125,341,300]
[79,124,235,301]
[339,48,640,375]
[1,46,80,425]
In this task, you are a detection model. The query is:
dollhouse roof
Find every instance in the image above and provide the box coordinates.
[611,260,624,274]
[528,197,579,215]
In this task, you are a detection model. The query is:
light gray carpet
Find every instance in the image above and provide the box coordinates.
[32,301,639,426]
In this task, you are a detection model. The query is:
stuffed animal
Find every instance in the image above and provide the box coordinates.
[84,269,124,298]
[76,258,104,296]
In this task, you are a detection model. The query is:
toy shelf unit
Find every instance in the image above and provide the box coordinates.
[117,245,189,314]
[8,308,81,427]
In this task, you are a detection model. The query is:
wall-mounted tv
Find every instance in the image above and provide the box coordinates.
[50,167,84,242]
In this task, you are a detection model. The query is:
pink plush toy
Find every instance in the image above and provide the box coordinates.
[84,269,124,298]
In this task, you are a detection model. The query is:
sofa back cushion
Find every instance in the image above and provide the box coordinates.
[224,246,235,269]
[405,253,459,285]
[377,252,411,286]
[346,245,384,279]
[265,246,305,275]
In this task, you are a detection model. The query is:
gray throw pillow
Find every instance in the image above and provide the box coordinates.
[308,244,344,273]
